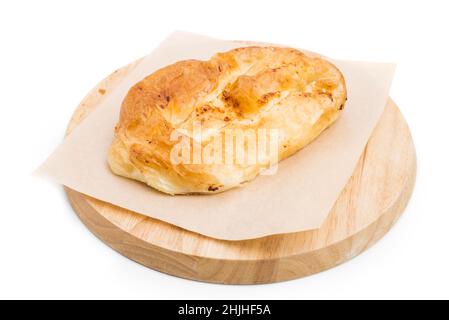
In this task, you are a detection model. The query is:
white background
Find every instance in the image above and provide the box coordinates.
[1,0,448,300]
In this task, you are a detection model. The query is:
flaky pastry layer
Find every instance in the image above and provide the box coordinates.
[108,46,347,194]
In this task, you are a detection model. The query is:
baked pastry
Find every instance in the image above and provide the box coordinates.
[108,46,347,195]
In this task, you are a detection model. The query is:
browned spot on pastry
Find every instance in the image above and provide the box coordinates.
[224,116,230,122]
[258,92,279,104]
[222,90,230,100]
[208,186,220,192]
[231,99,240,108]
[321,92,334,102]
[98,88,106,95]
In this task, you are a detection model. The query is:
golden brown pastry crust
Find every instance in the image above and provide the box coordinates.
[108,46,347,194]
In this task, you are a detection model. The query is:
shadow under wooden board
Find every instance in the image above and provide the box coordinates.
[65,59,416,285]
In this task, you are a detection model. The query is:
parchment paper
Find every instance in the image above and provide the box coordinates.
[36,31,396,240]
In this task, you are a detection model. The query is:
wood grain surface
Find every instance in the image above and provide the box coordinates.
[65,58,416,284]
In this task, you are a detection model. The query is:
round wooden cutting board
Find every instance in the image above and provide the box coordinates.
[65,59,416,285]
